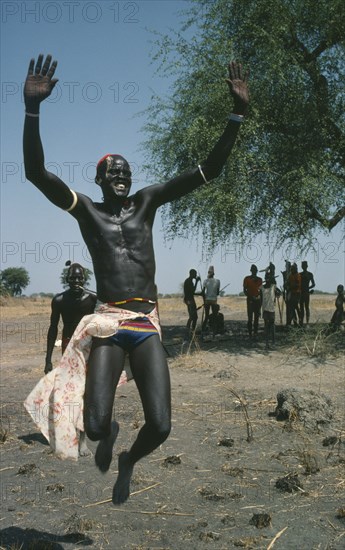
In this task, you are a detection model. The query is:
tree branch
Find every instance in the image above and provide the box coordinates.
[286,30,345,167]
[305,203,345,230]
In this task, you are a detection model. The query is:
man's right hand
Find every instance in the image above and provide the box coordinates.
[24,54,58,111]
[44,361,53,375]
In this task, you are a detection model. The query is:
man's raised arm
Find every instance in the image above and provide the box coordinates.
[200,61,249,181]
[150,60,249,206]
[23,54,76,210]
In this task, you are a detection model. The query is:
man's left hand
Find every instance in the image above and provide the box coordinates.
[225,61,249,115]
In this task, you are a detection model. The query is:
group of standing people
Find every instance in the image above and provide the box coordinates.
[243,260,316,335]
[282,260,315,327]
[184,259,319,350]
[183,266,224,340]
[185,259,343,349]
[243,262,280,349]
[184,261,281,349]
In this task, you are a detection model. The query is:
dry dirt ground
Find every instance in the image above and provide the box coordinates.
[0,295,344,550]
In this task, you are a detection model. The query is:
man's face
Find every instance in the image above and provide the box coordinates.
[102,156,132,198]
[67,267,85,293]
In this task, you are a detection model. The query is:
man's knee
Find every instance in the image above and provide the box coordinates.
[149,416,171,444]
[84,408,111,441]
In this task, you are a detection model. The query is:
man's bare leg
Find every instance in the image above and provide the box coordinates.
[113,450,134,504]
[112,335,171,505]
[95,421,119,472]
[84,338,125,472]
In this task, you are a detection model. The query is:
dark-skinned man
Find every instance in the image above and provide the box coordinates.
[243,264,262,339]
[299,261,315,326]
[183,268,201,340]
[23,54,249,505]
[45,262,97,374]
[44,261,97,457]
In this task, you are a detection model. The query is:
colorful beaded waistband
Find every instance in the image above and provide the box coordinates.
[108,297,156,306]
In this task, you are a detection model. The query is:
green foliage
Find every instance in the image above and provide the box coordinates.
[0,281,10,297]
[142,0,345,247]
[0,267,30,296]
[60,266,93,289]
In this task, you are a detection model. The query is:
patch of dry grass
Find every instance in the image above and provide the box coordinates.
[0,297,51,320]
[1,294,335,321]
[170,350,213,370]
[285,322,344,359]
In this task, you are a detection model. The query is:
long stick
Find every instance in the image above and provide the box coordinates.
[267,526,288,549]
[84,482,161,508]
[219,283,230,294]
[277,295,283,325]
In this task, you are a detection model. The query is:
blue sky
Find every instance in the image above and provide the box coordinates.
[1,0,344,296]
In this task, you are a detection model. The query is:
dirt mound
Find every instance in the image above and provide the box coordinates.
[274,388,334,431]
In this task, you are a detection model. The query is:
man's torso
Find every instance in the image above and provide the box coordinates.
[244,275,262,298]
[262,285,276,312]
[57,291,97,338]
[184,278,196,302]
[300,270,313,293]
[203,278,220,301]
[71,190,157,305]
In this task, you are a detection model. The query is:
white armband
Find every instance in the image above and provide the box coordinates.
[229,113,244,123]
[198,164,210,185]
[65,189,78,212]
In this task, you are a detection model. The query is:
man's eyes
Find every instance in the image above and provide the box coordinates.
[109,169,131,176]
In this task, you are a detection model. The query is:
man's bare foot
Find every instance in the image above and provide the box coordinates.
[95,421,119,473]
[112,451,134,505]
[78,431,92,457]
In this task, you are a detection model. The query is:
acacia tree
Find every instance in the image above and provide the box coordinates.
[143,0,345,247]
[0,267,30,296]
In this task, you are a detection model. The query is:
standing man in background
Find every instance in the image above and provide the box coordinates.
[299,261,315,326]
[183,268,201,340]
[202,266,220,332]
[45,261,97,457]
[243,264,262,339]
[282,260,292,325]
[45,262,97,374]
[287,263,301,326]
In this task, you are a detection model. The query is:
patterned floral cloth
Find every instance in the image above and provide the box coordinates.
[24,303,161,460]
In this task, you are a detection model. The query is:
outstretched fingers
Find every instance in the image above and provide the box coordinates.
[47,60,58,79]
[225,60,250,111]
[35,53,44,74]
[27,58,35,76]
[41,54,52,76]
[228,61,250,84]
[28,54,58,79]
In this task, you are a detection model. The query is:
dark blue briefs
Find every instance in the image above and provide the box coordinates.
[107,317,158,351]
